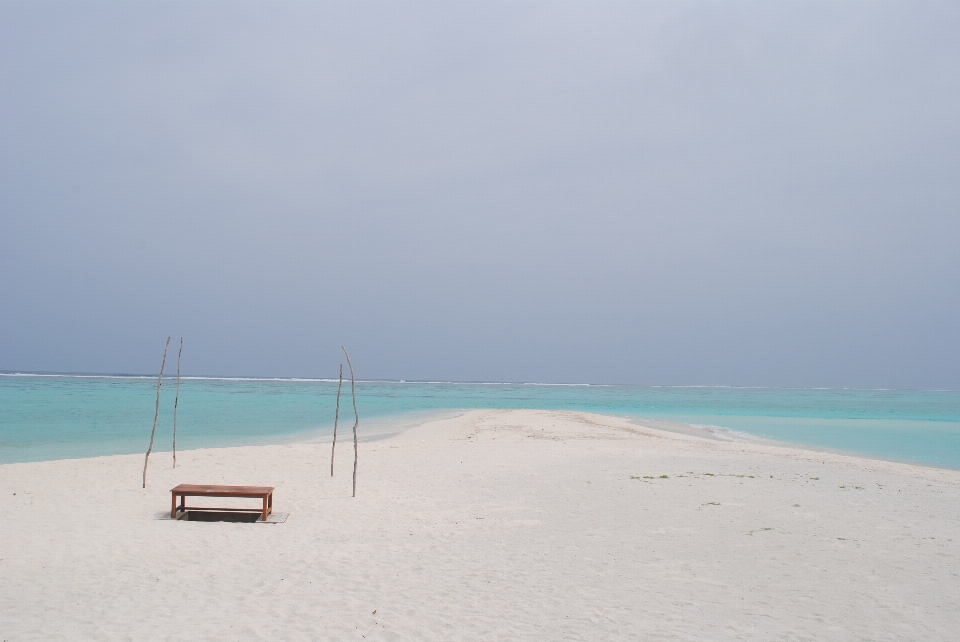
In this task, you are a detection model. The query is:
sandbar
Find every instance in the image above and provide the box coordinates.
[1,409,958,640]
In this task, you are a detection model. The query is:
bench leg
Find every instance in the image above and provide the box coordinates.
[262,496,269,522]
[171,494,177,519]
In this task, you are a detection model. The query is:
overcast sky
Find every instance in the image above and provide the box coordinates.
[1,1,958,388]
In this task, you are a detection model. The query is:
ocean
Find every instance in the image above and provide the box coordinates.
[2,374,959,469]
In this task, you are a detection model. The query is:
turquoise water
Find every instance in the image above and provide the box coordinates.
[2,374,960,469]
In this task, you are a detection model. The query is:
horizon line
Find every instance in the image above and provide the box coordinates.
[0,370,955,393]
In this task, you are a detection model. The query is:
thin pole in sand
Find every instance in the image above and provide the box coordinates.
[331,363,342,477]
[342,346,359,497]
[143,337,170,488]
[172,337,182,469]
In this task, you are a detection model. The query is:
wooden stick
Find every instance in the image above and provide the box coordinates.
[172,337,182,468]
[330,363,342,477]
[342,346,359,497]
[142,337,170,488]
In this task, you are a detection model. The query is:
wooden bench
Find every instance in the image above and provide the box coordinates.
[171,484,274,521]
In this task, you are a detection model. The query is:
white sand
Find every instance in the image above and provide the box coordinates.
[2,409,959,640]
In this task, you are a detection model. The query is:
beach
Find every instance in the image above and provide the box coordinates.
[2,409,959,640]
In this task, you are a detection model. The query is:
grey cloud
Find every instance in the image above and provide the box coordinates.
[1,1,958,387]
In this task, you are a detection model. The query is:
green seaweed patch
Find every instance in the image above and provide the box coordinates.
[659,474,669,479]
[747,527,773,536]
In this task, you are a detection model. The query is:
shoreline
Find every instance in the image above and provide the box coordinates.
[628,415,960,473]
[7,408,956,480]
[5,376,958,469]
[4,407,959,474]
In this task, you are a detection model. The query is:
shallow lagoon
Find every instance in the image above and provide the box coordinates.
[2,374,959,469]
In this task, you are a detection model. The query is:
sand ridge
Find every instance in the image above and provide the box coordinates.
[2,409,959,640]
